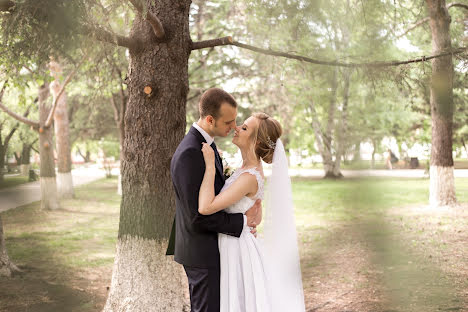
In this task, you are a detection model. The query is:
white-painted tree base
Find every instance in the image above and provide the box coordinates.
[57,172,74,199]
[429,165,457,207]
[20,164,30,177]
[117,174,122,195]
[40,177,60,210]
[0,251,20,277]
[103,235,189,312]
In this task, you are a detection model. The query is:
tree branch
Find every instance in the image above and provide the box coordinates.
[397,3,468,38]
[127,0,165,39]
[447,2,468,10]
[0,82,40,129]
[192,36,234,50]
[192,37,468,68]
[397,17,430,38]
[79,24,139,50]
[44,55,87,128]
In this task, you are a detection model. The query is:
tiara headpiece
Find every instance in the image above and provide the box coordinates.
[266,136,276,150]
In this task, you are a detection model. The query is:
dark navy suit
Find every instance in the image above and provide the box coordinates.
[166,126,243,312]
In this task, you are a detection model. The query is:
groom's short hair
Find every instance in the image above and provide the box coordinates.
[199,88,237,119]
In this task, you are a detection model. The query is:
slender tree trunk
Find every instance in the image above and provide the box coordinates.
[110,91,126,196]
[77,147,91,163]
[333,70,351,177]
[20,143,32,176]
[322,69,342,179]
[371,140,377,169]
[103,2,190,311]
[38,83,59,210]
[462,138,468,159]
[0,215,20,277]
[0,121,20,181]
[0,144,5,183]
[51,68,74,199]
[426,0,457,207]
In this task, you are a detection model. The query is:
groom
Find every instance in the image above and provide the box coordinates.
[166,88,259,312]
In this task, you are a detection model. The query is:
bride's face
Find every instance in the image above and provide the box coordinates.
[232,116,259,150]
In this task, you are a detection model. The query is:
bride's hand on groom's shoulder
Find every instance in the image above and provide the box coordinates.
[201,143,215,169]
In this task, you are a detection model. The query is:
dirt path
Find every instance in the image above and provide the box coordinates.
[0,167,107,213]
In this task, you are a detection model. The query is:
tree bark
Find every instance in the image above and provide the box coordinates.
[0,144,5,183]
[38,83,59,210]
[51,75,74,199]
[322,69,343,179]
[426,0,457,207]
[371,139,377,169]
[103,1,190,311]
[20,143,32,176]
[332,69,351,178]
[77,147,91,163]
[0,215,20,277]
[462,138,468,159]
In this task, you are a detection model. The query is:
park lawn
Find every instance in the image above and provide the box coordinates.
[0,177,467,312]
[0,177,120,312]
[0,175,30,190]
[294,177,468,312]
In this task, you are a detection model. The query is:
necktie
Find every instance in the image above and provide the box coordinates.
[210,142,223,172]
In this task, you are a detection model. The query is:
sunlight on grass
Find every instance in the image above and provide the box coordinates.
[3,177,120,272]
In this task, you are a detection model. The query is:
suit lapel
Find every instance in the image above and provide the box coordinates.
[189,126,225,181]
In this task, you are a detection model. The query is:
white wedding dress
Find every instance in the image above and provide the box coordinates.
[218,167,272,312]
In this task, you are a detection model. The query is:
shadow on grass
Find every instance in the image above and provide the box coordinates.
[0,178,120,312]
[296,177,467,312]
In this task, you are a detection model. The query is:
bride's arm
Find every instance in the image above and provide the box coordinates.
[199,143,257,215]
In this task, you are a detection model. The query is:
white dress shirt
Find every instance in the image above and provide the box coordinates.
[193,122,214,145]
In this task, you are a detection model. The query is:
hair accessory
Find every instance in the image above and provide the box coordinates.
[266,136,276,150]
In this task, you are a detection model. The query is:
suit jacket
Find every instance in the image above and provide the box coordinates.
[166,126,244,268]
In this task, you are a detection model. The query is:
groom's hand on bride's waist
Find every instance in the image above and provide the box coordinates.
[245,199,261,237]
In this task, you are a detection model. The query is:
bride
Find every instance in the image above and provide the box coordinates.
[198,112,305,312]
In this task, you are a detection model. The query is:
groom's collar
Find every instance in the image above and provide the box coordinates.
[192,122,214,145]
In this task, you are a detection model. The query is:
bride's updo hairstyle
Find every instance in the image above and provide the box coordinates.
[251,113,283,164]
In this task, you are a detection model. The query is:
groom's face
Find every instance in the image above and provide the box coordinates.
[211,102,237,137]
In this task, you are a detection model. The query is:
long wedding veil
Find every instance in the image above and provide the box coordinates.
[264,139,305,311]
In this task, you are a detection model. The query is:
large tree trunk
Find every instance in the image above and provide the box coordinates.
[0,215,20,277]
[103,1,190,311]
[38,83,59,210]
[426,0,457,207]
[50,64,74,199]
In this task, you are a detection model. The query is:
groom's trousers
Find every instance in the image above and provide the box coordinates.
[183,265,220,312]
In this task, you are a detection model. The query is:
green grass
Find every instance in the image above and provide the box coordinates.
[292,177,468,311]
[292,177,468,224]
[0,175,30,189]
[1,176,467,311]
[2,177,120,271]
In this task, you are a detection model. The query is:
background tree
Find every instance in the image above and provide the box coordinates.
[50,60,74,198]
[0,215,20,277]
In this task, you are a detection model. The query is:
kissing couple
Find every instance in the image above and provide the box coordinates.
[167,88,305,312]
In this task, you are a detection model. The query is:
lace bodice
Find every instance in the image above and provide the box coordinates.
[220,167,264,214]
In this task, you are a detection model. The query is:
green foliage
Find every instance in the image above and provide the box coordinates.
[0,0,89,72]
